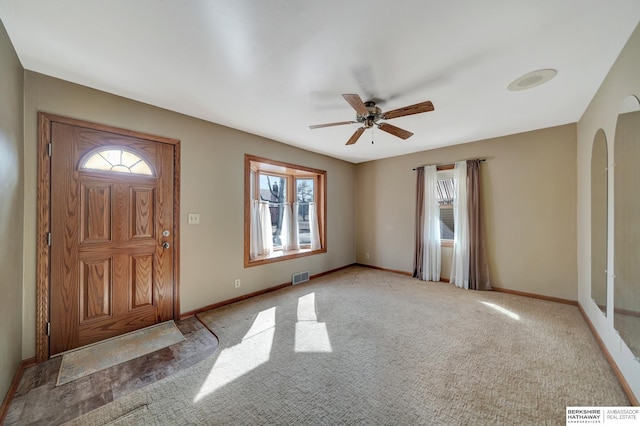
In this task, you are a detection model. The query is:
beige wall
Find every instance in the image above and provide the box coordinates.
[355,124,577,300]
[0,20,24,400]
[577,22,640,399]
[21,71,356,359]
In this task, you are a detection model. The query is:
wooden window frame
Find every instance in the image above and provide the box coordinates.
[244,154,326,267]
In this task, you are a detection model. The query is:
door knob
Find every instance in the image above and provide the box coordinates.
[162,242,170,249]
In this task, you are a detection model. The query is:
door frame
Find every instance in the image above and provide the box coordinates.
[36,112,181,362]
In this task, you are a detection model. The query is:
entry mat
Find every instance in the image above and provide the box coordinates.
[56,320,185,386]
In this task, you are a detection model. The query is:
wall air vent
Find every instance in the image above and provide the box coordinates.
[292,271,310,285]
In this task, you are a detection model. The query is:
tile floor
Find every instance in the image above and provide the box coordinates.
[4,317,218,425]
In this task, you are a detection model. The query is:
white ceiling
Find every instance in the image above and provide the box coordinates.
[1,1,639,163]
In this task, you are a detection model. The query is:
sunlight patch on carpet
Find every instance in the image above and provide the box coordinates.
[297,292,318,321]
[295,322,332,352]
[480,301,521,320]
[56,321,185,386]
[295,293,332,353]
[194,307,276,402]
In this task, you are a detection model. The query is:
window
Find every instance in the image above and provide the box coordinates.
[260,173,288,247]
[436,168,455,246]
[81,148,154,175]
[295,178,315,245]
[245,155,326,267]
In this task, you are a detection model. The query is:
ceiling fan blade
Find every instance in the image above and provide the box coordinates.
[346,127,366,145]
[383,100,434,120]
[377,123,414,140]
[309,121,357,129]
[342,94,369,116]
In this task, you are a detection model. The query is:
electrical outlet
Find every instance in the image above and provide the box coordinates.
[365,253,370,259]
[188,213,200,224]
[234,279,241,288]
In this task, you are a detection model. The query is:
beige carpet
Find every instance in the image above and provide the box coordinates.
[65,266,628,425]
[57,320,185,386]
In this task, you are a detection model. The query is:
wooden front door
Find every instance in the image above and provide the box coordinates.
[46,117,178,356]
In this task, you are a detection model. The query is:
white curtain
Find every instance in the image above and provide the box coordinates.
[422,165,441,281]
[308,202,321,250]
[450,161,469,289]
[291,202,301,250]
[250,200,273,259]
[281,203,294,250]
[250,200,261,258]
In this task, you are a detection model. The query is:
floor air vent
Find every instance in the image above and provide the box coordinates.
[292,271,310,285]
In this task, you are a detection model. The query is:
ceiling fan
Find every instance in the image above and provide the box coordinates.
[309,94,434,145]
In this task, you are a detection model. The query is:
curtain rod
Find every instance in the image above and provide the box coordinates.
[412,158,486,171]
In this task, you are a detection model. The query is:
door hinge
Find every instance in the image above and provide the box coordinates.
[46,322,51,336]
[47,143,52,157]
[47,233,52,246]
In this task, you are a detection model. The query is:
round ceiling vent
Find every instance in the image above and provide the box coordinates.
[508,69,557,91]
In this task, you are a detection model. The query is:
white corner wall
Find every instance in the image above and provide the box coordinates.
[577,22,640,400]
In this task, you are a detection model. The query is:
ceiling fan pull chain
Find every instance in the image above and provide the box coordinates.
[371,127,374,144]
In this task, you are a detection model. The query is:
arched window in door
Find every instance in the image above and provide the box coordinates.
[80,148,154,176]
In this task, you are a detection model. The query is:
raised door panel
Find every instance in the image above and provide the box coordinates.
[79,258,112,323]
[80,184,112,243]
[131,187,155,239]
[131,254,154,308]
